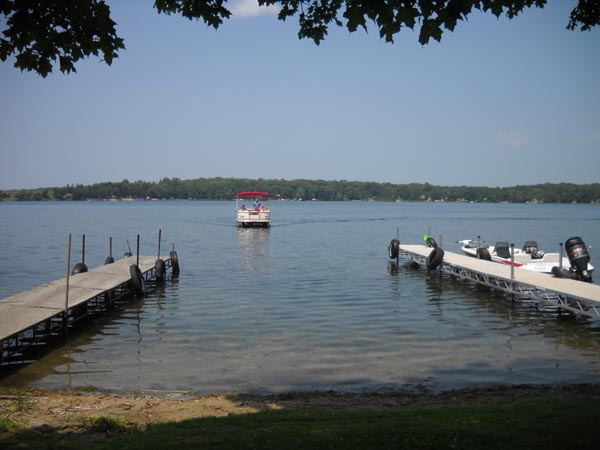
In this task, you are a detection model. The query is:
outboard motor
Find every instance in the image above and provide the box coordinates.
[565,236,592,282]
[523,240,544,259]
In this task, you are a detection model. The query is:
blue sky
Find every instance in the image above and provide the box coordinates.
[1,0,599,189]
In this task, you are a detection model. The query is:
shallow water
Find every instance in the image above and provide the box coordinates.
[0,201,599,394]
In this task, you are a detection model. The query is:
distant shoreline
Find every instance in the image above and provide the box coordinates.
[2,198,600,205]
[2,178,599,204]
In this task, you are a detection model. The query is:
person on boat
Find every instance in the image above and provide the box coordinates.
[253,199,261,211]
[240,204,246,211]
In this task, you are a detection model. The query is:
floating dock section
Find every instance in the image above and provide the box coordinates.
[395,244,600,319]
[0,255,174,365]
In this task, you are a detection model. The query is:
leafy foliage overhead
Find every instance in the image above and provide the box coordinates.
[1,0,599,77]
[0,0,125,77]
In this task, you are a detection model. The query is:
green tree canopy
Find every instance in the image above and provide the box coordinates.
[2,178,600,204]
[1,0,599,77]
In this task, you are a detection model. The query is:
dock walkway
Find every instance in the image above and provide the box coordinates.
[397,244,600,318]
[0,256,170,364]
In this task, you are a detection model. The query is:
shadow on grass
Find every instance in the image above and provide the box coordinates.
[2,388,600,450]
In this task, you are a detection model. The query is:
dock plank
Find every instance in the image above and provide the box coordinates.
[1,284,96,309]
[400,244,600,302]
[0,256,164,342]
[51,273,130,291]
[0,303,63,343]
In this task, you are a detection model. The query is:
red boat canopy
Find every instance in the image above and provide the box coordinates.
[237,191,269,198]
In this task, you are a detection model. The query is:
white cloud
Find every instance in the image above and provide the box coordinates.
[498,129,531,149]
[230,0,279,18]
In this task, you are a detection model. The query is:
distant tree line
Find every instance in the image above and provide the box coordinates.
[1,178,600,204]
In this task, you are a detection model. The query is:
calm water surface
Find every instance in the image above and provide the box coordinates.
[0,201,599,395]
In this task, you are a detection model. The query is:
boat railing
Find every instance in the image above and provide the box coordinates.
[237,209,269,221]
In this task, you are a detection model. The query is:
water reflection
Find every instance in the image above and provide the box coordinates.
[0,318,101,386]
[237,228,270,274]
[387,261,399,276]
[388,260,600,355]
[0,277,184,389]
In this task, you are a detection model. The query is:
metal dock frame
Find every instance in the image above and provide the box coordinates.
[397,245,600,319]
[0,255,175,365]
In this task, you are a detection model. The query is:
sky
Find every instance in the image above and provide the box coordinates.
[1,0,599,190]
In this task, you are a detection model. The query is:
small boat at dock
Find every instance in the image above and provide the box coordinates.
[459,238,594,281]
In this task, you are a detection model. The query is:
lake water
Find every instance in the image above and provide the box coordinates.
[0,201,599,395]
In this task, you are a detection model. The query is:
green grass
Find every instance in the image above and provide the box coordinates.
[85,416,130,433]
[7,396,33,414]
[1,393,599,450]
[0,417,19,434]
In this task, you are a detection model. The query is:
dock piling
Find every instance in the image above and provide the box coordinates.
[64,233,71,335]
[155,229,166,282]
[396,227,400,264]
[125,240,133,257]
[559,242,564,269]
[510,243,515,280]
[510,243,515,297]
[158,229,162,259]
[105,236,115,264]
[71,235,88,274]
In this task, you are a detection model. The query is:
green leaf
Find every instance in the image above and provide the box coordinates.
[344,6,367,33]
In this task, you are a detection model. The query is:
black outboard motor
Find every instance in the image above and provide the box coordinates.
[565,236,592,282]
[523,240,544,259]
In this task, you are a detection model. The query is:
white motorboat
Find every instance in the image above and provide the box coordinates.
[236,191,270,228]
[459,237,594,281]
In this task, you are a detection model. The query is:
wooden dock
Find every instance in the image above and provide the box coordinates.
[395,244,600,318]
[0,255,173,364]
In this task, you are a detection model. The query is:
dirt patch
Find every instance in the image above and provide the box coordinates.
[0,390,255,431]
[2,384,599,432]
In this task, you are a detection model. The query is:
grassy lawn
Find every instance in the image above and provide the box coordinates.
[1,389,599,450]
